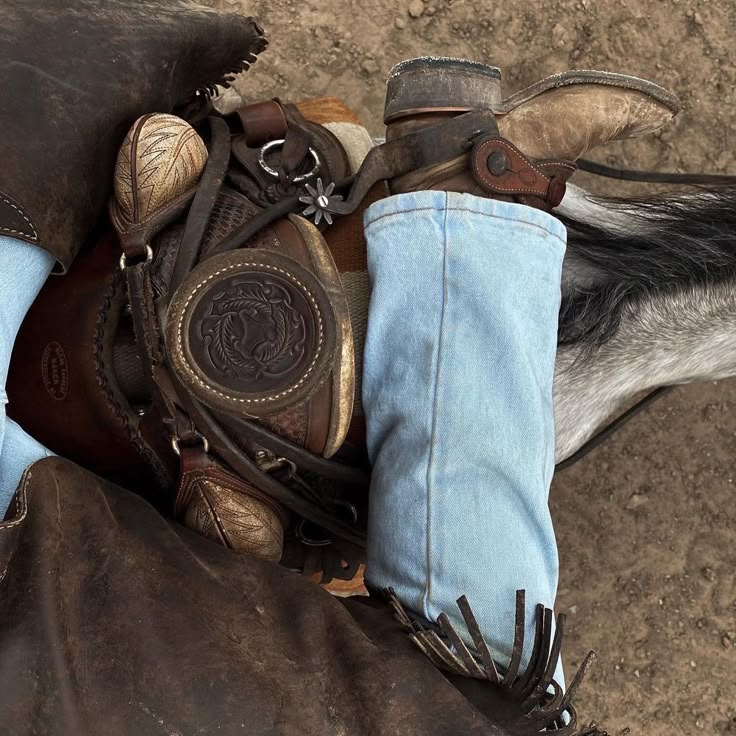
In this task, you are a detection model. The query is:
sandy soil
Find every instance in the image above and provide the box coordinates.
[209,0,736,732]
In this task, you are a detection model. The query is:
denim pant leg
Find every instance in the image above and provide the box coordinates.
[0,235,55,516]
[0,419,54,513]
[362,192,565,674]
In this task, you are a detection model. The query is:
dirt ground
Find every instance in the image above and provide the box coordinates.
[209,0,736,732]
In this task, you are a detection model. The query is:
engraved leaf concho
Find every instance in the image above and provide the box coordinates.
[199,278,307,382]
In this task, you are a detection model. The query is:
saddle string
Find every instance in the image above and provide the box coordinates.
[168,116,232,296]
[578,158,736,185]
[219,413,370,487]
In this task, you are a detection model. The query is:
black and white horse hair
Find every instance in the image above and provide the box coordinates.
[555,183,736,461]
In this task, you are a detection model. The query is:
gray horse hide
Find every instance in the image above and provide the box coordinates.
[554,184,736,462]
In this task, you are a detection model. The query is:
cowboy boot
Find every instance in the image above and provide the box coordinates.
[0,0,267,273]
[385,56,680,205]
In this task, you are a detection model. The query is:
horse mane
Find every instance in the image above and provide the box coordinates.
[558,186,736,346]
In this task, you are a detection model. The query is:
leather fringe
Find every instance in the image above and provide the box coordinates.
[385,588,628,736]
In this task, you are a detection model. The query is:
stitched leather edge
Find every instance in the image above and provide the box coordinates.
[0,191,39,241]
[173,261,325,405]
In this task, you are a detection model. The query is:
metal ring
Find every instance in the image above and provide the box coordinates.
[258,139,321,183]
[296,519,332,547]
[171,432,210,457]
[332,499,359,526]
[119,244,153,272]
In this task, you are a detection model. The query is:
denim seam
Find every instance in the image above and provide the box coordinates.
[422,194,451,620]
[365,206,566,246]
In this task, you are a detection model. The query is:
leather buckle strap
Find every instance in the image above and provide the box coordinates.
[470,136,576,207]
[208,109,502,255]
[325,109,501,217]
[237,99,288,147]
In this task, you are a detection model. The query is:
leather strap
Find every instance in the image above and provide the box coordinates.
[208,109,502,255]
[279,104,313,183]
[125,264,163,380]
[117,191,195,262]
[470,136,576,207]
[219,413,369,487]
[238,99,288,147]
[168,116,231,296]
[172,385,367,547]
[125,262,185,452]
[231,100,346,209]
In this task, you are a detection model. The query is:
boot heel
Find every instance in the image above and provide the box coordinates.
[384,56,502,124]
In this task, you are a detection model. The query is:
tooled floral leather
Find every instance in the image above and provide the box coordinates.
[188,268,314,396]
[111,114,208,232]
[165,246,338,421]
[176,448,287,561]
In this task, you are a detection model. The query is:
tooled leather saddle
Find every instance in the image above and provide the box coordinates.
[8,95,379,586]
[7,84,572,587]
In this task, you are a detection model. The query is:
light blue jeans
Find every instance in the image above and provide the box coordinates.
[0,235,55,517]
[363,192,565,677]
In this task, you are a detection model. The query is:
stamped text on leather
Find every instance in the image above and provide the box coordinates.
[41,342,69,401]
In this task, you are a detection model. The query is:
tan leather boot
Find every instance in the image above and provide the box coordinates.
[386,57,680,206]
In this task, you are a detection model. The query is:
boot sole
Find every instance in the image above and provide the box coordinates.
[498,69,681,115]
[385,59,681,123]
[384,56,503,123]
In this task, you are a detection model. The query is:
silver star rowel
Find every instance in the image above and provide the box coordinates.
[299,177,343,226]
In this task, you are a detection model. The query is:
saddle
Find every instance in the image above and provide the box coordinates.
[9,56,670,587]
[8,94,382,586]
[8,95,552,584]
[1,39,686,732]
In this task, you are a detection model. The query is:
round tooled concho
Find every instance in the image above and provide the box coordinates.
[165,249,338,417]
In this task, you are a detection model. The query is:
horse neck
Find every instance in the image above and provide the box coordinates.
[553,184,736,462]
[554,279,736,463]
